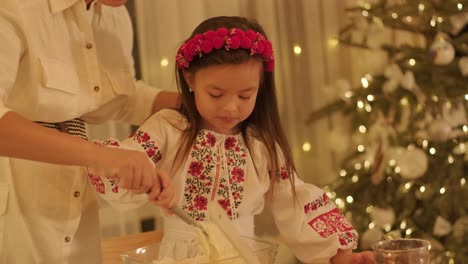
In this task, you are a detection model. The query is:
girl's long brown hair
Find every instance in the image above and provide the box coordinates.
[174,16,296,194]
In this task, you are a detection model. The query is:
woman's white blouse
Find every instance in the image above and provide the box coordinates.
[90,109,359,263]
[0,0,160,124]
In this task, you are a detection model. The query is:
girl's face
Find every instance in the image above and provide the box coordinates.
[185,60,262,135]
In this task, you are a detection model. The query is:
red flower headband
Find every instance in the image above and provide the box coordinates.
[176,27,275,72]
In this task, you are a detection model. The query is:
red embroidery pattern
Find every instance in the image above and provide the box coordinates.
[338,231,358,246]
[87,140,122,194]
[133,130,162,164]
[308,208,355,242]
[87,169,105,194]
[304,192,330,214]
[182,131,247,220]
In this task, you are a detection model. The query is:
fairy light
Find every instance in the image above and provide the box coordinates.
[362,10,369,17]
[357,100,365,108]
[465,94,468,100]
[400,220,407,229]
[364,160,371,169]
[391,12,398,19]
[458,143,466,153]
[361,77,369,88]
[366,206,373,213]
[389,159,396,166]
[395,166,401,173]
[329,37,339,47]
[365,104,372,112]
[449,259,455,264]
[346,196,354,204]
[458,3,463,10]
[384,224,392,232]
[328,192,337,199]
[408,58,416,66]
[335,198,345,209]
[355,163,362,170]
[463,125,468,133]
[420,186,426,192]
[367,94,375,101]
[405,16,413,23]
[429,147,436,155]
[418,3,425,12]
[352,175,359,183]
[440,187,446,194]
[369,222,375,229]
[160,58,169,67]
[365,74,373,81]
[437,17,444,23]
[430,16,437,27]
[422,140,428,149]
[448,155,454,164]
[405,182,412,190]
[387,177,393,183]
[400,97,409,105]
[461,178,466,186]
[293,45,302,55]
[432,95,439,102]
[357,145,365,152]
[302,141,311,152]
[339,169,347,177]
[406,228,413,235]
[359,125,367,133]
[344,91,353,98]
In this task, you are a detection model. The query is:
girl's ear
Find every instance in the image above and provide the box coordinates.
[183,71,194,88]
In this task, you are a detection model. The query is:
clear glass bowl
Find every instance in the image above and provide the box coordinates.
[121,236,277,264]
[371,238,431,264]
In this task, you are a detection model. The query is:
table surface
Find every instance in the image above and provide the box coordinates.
[101,230,164,264]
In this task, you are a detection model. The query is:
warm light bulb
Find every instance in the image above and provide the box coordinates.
[344,91,353,98]
[395,167,401,173]
[346,196,354,204]
[465,94,468,100]
[335,198,345,209]
[367,94,375,101]
[302,141,311,152]
[406,228,413,235]
[429,147,436,155]
[437,17,444,23]
[366,206,373,213]
[357,145,365,152]
[362,10,369,17]
[400,220,407,229]
[422,140,428,149]
[432,95,439,102]
[458,3,463,10]
[418,4,425,12]
[355,163,362,170]
[357,100,364,108]
[463,125,468,133]
[293,45,302,55]
[448,155,454,164]
[359,125,367,133]
[400,97,409,105]
[365,104,372,112]
[160,58,169,67]
[420,186,426,192]
[430,16,437,27]
[352,175,359,183]
[405,16,413,23]
[440,187,446,194]
[369,222,375,229]
[405,183,412,190]
[391,12,398,19]
[461,178,466,186]
[329,38,339,47]
[389,159,396,166]
[339,170,347,177]
[361,77,369,88]
[408,58,416,66]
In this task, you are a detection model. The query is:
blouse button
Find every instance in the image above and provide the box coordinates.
[64,236,71,243]
[73,191,80,198]
[86,43,93,49]
[94,86,100,92]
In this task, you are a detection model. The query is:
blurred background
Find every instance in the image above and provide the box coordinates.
[91,0,467,263]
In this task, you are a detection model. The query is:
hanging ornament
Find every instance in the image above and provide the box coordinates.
[433,216,452,237]
[370,207,396,228]
[429,33,455,65]
[389,146,428,180]
[428,119,452,142]
[453,216,468,242]
[459,56,468,76]
[382,64,426,103]
[449,12,468,36]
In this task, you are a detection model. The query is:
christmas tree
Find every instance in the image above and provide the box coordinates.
[306,0,467,263]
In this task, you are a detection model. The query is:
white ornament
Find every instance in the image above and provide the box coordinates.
[361,228,383,249]
[371,207,395,228]
[428,119,452,142]
[429,33,455,65]
[453,142,467,156]
[459,57,468,76]
[390,147,428,180]
[433,216,452,237]
[449,12,468,35]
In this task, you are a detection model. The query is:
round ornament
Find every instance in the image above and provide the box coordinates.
[429,33,455,65]
[389,147,428,180]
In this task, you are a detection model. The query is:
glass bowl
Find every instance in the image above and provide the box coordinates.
[371,238,431,264]
[121,236,277,264]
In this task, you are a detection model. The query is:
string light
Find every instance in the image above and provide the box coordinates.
[302,141,311,152]
[365,74,373,81]
[430,16,437,27]
[420,186,426,192]
[418,3,425,12]
[365,104,372,112]
[357,100,365,108]
[355,163,362,170]
[465,93,468,100]
[389,159,396,166]
[384,224,392,232]
[339,169,347,177]
[346,196,354,203]
[400,220,407,229]
[352,175,359,183]
[160,58,169,67]
[328,37,339,47]
[361,77,369,88]
[461,178,466,186]
[458,3,463,10]
[369,222,375,229]
[406,228,413,235]
[359,125,367,133]
[437,17,444,23]
[366,205,373,213]
[422,140,428,149]
[357,145,365,152]
[400,97,409,105]
[328,192,336,198]
[335,198,345,209]
[362,10,369,17]
[405,182,412,190]
[364,160,371,169]
[440,187,446,194]
[448,155,454,164]
[391,12,398,19]
[432,95,439,102]
[293,45,302,55]
[408,58,416,66]
[367,94,375,101]
[405,16,413,23]
[429,147,436,155]
[344,91,353,98]
[387,177,393,183]
[463,125,468,133]
[395,167,401,173]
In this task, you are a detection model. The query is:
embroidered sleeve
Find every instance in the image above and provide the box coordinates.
[268,145,358,263]
[86,112,169,212]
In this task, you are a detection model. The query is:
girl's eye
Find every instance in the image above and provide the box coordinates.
[209,94,222,98]
[240,95,251,100]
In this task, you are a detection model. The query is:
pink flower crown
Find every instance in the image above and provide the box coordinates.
[176,27,275,72]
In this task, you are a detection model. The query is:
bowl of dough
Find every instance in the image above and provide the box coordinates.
[121,223,277,264]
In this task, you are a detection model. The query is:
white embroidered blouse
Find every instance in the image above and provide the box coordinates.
[88,109,358,263]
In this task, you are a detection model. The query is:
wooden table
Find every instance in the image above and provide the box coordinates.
[101,230,164,264]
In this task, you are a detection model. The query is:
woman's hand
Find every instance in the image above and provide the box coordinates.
[331,249,375,264]
[90,146,157,193]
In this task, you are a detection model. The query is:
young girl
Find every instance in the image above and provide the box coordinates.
[89,16,374,264]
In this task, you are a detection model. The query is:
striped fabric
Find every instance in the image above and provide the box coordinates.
[35,118,88,140]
